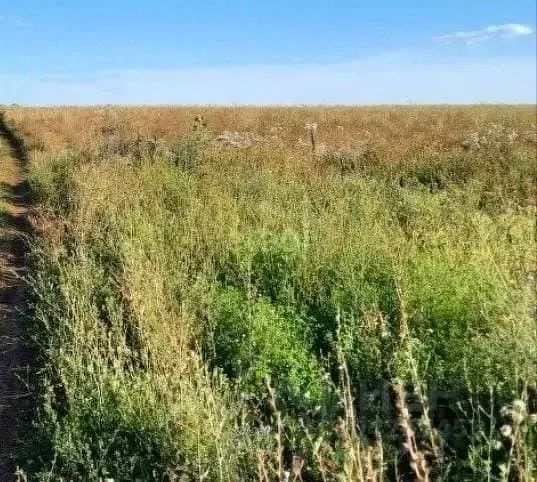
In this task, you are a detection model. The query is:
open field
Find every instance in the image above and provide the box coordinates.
[2,106,537,480]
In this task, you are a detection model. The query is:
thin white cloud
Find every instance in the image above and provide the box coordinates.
[1,53,535,105]
[435,23,535,45]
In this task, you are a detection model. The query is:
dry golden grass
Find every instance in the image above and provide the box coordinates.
[5,105,536,157]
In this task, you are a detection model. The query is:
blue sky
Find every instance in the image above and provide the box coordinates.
[1,1,535,105]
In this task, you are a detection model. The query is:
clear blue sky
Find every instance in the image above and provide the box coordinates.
[1,0,535,104]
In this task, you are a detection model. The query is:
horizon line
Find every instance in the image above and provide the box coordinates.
[2,102,536,109]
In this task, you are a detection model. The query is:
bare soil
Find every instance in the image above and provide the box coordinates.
[0,120,31,481]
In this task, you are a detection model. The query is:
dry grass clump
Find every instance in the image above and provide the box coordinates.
[4,106,537,480]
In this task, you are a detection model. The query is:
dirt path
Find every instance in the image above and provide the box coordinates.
[0,115,31,481]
